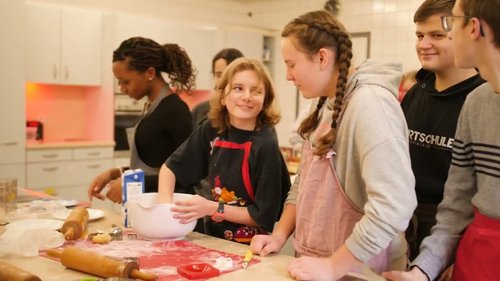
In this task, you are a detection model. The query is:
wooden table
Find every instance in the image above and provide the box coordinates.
[1,195,385,280]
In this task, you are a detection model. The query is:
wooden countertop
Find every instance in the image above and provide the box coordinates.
[1,192,385,281]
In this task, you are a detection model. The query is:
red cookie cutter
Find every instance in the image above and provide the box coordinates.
[177,263,220,279]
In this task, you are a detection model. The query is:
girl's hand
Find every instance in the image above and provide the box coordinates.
[87,168,120,201]
[171,195,217,223]
[288,256,336,281]
[382,267,429,281]
[250,234,286,257]
[105,179,123,204]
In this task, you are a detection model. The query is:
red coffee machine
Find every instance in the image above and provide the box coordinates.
[26,120,44,141]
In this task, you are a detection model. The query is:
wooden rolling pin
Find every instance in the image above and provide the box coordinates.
[60,206,89,240]
[46,247,157,281]
[0,260,42,281]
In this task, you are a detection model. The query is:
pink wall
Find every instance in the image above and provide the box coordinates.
[25,83,113,142]
[25,83,209,143]
[179,89,211,110]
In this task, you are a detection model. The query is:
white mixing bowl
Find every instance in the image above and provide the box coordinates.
[126,192,196,240]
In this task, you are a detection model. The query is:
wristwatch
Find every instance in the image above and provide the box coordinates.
[211,200,225,223]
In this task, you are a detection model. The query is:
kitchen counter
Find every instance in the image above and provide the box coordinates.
[26,140,115,149]
[0,196,385,281]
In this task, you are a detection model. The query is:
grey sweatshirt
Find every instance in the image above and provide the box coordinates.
[413,83,500,280]
[287,60,417,262]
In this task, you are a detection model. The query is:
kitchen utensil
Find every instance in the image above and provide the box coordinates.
[61,206,89,240]
[110,225,123,241]
[177,263,219,279]
[242,249,253,269]
[126,193,196,240]
[0,260,42,281]
[46,247,157,281]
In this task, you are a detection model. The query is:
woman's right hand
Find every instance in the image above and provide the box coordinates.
[250,234,286,257]
[87,168,121,201]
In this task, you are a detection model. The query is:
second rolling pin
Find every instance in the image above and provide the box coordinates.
[60,206,89,240]
[46,247,157,281]
[0,260,42,281]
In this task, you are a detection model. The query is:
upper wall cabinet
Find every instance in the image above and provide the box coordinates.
[222,29,264,63]
[26,3,102,86]
[113,14,216,90]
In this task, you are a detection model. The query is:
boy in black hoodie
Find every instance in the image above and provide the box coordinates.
[401,0,484,261]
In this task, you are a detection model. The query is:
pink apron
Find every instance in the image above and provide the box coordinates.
[451,207,500,281]
[293,141,391,273]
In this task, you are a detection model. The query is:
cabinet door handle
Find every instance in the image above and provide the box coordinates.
[53,64,58,80]
[86,164,101,169]
[87,152,101,156]
[42,153,58,159]
[65,65,69,80]
[1,141,18,146]
[42,167,58,172]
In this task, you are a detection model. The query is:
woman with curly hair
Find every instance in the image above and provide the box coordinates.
[88,37,196,203]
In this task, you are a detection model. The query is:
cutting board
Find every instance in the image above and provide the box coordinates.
[42,234,259,281]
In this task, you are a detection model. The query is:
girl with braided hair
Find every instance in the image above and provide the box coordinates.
[88,37,195,204]
[250,10,417,280]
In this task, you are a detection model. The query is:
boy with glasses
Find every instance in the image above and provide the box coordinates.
[401,0,483,262]
[384,0,500,280]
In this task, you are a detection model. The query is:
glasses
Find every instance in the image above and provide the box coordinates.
[441,15,485,36]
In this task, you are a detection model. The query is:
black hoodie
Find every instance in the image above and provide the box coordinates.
[401,68,485,204]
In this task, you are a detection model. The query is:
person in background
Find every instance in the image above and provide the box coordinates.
[383,0,500,280]
[157,58,291,244]
[398,70,417,102]
[191,48,244,126]
[402,0,484,264]
[87,37,195,204]
[251,10,416,280]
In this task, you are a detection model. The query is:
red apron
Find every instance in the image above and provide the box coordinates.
[206,138,263,243]
[293,141,391,274]
[452,208,500,281]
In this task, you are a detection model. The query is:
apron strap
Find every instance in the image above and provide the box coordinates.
[213,139,255,202]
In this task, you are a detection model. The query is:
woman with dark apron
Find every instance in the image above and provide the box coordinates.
[158,58,290,243]
[87,37,194,204]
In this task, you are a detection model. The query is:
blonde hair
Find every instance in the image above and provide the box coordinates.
[282,10,353,156]
[208,58,281,133]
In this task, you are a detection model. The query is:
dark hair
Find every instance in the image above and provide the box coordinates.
[414,0,455,23]
[282,10,352,156]
[209,58,280,133]
[461,0,499,47]
[113,36,196,91]
[211,48,244,74]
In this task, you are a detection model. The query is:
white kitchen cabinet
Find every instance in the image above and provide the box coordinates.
[112,14,216,90]
[0,0,26,187]
[26,146,114,202]
[26,2,102,85]
[222,28,264,62]
[177,25,216,90]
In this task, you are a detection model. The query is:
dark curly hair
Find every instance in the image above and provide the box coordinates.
[113,37,197,92]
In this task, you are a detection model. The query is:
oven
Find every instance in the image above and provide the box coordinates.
[114,113,141,151]
[114,95,145,151]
